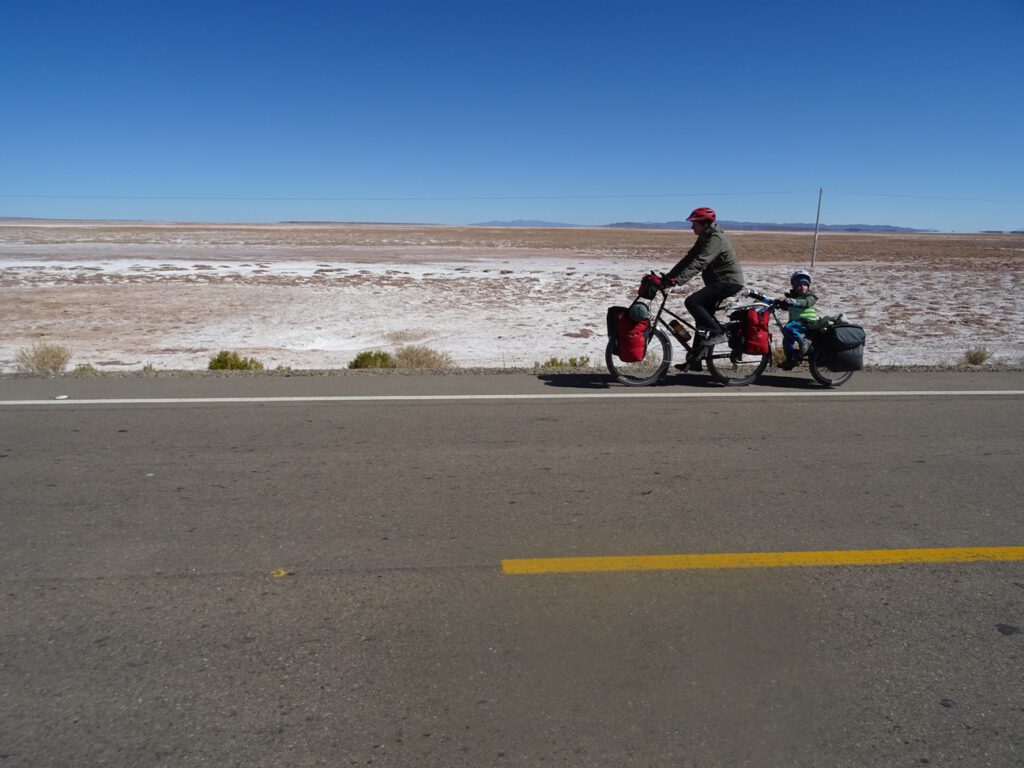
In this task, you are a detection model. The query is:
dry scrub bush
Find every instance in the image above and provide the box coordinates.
[15,342,72,375]
[393,345,454,369]
[208,350,265,371]
[349,350,394,369]
[963,346,991,365]
[349,345,454,370]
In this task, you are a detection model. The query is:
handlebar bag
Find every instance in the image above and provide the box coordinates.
[638,274,662,300]
[607,305,650,362]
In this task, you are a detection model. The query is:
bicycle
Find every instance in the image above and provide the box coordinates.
[605,275,771,387]
[746,290,858,388]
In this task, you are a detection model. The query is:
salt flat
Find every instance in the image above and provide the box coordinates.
[1,222,1021,371]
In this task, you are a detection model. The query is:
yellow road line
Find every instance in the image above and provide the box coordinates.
[501,547,1024,575]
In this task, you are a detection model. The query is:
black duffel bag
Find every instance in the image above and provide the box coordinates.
[820,321,866,371]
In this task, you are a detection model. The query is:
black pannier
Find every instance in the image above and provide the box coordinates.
[821,322,866,372]
[727,308,746,352]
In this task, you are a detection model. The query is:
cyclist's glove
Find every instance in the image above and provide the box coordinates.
[775,297,796,308]
[660,273,677,287]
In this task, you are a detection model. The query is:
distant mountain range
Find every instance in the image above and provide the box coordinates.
[470,219,581,228]
[470,219,942,233]
[607,220,937,233]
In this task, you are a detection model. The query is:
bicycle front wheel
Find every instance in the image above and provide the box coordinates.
[606,328,672,386]
[706,346,770,386]
[808,348,855,388]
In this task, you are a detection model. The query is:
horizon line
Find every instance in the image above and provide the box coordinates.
[3,216,1022,234]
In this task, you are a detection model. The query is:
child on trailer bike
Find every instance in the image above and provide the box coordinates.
[775,269,819,370]
[660,207,745,371]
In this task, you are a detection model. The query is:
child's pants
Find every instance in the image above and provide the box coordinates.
[783,321,810,360]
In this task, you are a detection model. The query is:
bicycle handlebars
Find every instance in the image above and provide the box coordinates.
[746,290,778,307]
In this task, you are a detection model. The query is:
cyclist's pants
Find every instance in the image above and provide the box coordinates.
[684,281,743,334]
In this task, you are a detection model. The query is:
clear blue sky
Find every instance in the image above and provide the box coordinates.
[3,0,1022,231]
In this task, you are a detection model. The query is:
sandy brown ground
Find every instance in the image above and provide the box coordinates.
[5,221,1024,263]
[1,223,1022,371]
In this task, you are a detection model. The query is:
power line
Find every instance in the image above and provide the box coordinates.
[833,190,1024,205]
[3,189,1020,204]
[0,191,805,202]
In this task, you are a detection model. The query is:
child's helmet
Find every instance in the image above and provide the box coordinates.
[790,269,812,287]
[686,207,716,223]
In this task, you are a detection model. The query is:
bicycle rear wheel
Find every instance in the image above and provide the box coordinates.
[808,348,855,388]
[706,345,769,386]
[606,328,672,386]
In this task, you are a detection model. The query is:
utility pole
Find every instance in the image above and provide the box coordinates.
[811,187,823,268]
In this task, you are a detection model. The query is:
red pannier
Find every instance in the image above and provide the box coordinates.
[744,308,770,355]
[606,306,650,362]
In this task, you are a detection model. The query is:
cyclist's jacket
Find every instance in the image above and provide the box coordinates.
[665,222,745,287]
[784,289,819,325]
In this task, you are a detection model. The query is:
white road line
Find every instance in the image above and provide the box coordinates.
[1,390,1023,406]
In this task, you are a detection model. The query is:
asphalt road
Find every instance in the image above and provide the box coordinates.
[2,371,1023,767]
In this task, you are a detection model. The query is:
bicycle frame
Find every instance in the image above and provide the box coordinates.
[646,290,698,357]
[649,287,764,363]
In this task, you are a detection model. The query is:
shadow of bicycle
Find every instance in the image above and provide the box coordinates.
[752,372,823,389]
[536,371,747,389]
[535,373,614,389]
[536,371,823,390]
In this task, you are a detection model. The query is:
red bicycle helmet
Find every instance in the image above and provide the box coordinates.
[686,207,716,223]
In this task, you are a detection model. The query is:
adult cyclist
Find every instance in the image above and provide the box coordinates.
[661,207,745,367]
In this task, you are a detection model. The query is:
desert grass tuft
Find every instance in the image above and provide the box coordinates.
[15,342,72,375]
[533,356,590,369]
[350,345,455,369]
[349,350,395,369]
[393,345,454,369]
[208,350,265,371]
[963,346,991,365]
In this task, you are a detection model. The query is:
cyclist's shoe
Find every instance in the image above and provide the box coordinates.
[779,358,797,371]
[700,332,728,347]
